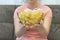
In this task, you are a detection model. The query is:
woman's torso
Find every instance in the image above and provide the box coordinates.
[16,4,51,40]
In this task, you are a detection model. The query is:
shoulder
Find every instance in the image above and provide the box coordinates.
[44,5,52,12]
[14,5,25,17]
[41,5,52,13]
[14,5,26,13]
[43,5,52,17]
[39,4,52,17]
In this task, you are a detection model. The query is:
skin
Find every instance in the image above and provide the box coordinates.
[25,0,39,9]
[14,0,52,37]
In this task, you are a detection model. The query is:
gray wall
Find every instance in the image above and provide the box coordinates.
[0,5,15,40]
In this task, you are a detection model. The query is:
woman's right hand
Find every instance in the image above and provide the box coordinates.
[14,11,30,37]
[17,13,30,30]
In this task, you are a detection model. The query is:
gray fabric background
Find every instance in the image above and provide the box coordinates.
[0,5,60,40]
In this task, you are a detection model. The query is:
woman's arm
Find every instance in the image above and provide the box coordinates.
[13,9,27,37]
[32,8,52,36]
[38,8,52,36]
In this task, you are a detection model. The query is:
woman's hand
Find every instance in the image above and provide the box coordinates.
[14,10,31,37]
[17,13,29,29]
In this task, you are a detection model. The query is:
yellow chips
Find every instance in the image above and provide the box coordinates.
[19,9,43,26]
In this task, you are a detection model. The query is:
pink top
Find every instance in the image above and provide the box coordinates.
[14,4,52,40]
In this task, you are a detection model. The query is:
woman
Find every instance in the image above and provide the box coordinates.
[14,0,52,40]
